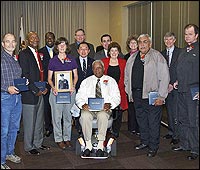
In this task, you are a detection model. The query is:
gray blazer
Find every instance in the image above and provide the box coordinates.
[124,48,170,101]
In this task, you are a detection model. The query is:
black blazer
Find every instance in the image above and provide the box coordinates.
[69,42,95,59]
[161,46,181,84]
[18,47,42,104]
[38,46,56,82]
[75,57,95,92]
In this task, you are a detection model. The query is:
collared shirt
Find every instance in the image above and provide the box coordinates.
[79,56,88,71]
[76,75,121,109]
[46,45,54,54]
[28,46,42,70]
[1,50,22,91]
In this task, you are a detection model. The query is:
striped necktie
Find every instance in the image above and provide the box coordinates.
[95,78,102,98]
[83,59,87,77]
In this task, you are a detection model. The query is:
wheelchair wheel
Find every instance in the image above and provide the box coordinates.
[110,140,117,156]
[75,139,81,155]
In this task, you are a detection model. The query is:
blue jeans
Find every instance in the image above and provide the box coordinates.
[1,92,22,164]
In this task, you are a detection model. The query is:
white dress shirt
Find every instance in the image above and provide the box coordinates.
[76,75,121,109]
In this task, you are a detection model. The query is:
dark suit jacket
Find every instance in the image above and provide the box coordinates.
[18,47,42,104]
[75,57,95,92]
[161,46,181,84]
[69,42,95,59]
[38,46,56,82]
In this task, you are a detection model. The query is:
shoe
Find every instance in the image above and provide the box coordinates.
[147,149,157,157]
[57,142,66,150]
[6,154,21,163]
[170,139,180,145]
[163,134,172,139]
[136,132,140,136]
[27,149,40,155]
[1,164,11,169]
[96,149,108,157]
[64,141,72,148]
[135,143,148,150]
[82,149,91,157]
[45,130,52,137]
[187,153,198,160]
[39,145,50,150]
[172,146,184,152]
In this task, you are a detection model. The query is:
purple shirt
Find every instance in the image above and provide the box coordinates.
[48,54,78,83]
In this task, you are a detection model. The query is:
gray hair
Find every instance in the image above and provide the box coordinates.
[138,34,152,43]
[92,60,105,69]
[164,32,176,39]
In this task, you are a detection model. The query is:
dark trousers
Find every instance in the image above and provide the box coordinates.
[165,89,179,139]
[177,92,199,154]
[43,89,53,132]
[127,101,139,133]
[133,89,162,151]
[111,106,123,137]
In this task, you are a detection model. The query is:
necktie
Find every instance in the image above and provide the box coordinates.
[35,50,44,81]
[83,59,87,77]
[167,49,171,66]
[95,78,102,98]
[49,48,53,58]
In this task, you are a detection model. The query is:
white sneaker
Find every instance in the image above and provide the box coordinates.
[1,164,11,169]
[6,154,21,163]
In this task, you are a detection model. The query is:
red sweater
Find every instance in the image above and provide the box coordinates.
[102,57,128,110]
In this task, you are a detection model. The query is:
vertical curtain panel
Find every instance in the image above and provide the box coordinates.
[1,1,86,51]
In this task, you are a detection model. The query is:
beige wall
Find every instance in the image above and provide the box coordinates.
[85,1,109,50]
[86,1,136,53]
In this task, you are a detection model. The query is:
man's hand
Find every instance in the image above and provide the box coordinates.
[154,99,164,106]
[82,103,89,111]
[104,103,111,112]
[36,91,43,96]
[8,86,20,94]
[42,88,48,95]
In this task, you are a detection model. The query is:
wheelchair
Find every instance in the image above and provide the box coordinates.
[75,114,117,158]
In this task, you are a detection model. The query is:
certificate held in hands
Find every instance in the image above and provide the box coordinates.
[34,81,46,91]
[14,78,29,92]
[190,86,199,100]
[148,92,158,105]
[88,98,104,111]
[56,92,71,104]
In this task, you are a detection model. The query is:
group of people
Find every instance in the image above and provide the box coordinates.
[1,24,199,168]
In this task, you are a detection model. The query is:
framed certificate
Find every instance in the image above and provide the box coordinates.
[88,98,104,111]
[148,91,158,105]
[55,71,72,92]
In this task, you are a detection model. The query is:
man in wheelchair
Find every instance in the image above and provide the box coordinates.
[75,60,120,157]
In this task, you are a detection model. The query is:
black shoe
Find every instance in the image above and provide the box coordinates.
[96,149,108,157]
[187,153,198,160]
[170,139,180,145]
[135,143,148,150]
[82,149,91,157]
[28,149,40,155]
[163,134,172,139]
[136,132,140,136]
[172,146,184,151]
[147,149,157,157]
[39,145,50,150]
[45,130,52,137]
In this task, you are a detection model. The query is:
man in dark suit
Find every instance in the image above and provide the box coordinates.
[161,32,181,145]
[75,42,95,135]
[38,32,56,137]
[69,28,95,59]
[18,31,50,155]
[94,34,124,60]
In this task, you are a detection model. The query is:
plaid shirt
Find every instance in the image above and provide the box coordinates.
[1,50,22,92]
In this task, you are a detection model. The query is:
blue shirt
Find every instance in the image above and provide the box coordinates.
[1,50,22,91]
